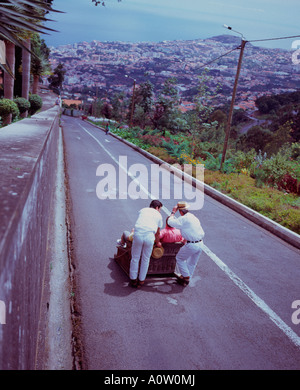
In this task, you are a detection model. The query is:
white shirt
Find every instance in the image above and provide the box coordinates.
[168,212,204,242]
[134,207,163,235]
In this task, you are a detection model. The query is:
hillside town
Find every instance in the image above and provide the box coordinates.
[49,35,300,113]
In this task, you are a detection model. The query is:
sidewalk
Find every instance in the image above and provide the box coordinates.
[39,87,58,112]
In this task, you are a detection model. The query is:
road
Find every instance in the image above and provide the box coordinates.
[61,115,300,370]
[239,111,270,135]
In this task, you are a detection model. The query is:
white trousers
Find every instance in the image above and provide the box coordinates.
[129,232,154,281]
[176,241,203,278]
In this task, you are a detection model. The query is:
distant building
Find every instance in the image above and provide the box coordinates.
[63,99,82,107]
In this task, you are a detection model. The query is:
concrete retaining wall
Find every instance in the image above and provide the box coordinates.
[63,108,81,117]
[0,106,61,369]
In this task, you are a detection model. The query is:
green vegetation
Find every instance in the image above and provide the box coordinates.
[14,97,30,115]
[0,99,20,123]
[28,94,43,115]
[0,93,44,126]
[88,86,300,234]
[204,171,300,233]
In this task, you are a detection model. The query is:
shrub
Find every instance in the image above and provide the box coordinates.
[261,153,296,188]
[202,152,235,173]
[14,97,30,114]
[147,146,178,164]
[162,139,189,164]
[204,169,300,234]
[233,149,256,172]
[29,94,43,115]
[249,150,300,194]
[194,141,223,159]
[139,133,163,147]
[0,99,20,123]
[277,173,300,194]
[274,208,300,233]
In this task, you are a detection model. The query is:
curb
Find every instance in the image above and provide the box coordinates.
[85,119,300,250]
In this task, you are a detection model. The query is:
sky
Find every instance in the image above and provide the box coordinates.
[44,0,300,50]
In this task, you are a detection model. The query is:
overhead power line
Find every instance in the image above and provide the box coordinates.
[199,45,241,69]
[249,34,300,43]
[199,33,300,70]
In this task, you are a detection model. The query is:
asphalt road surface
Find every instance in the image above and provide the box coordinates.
[61,115,300,370]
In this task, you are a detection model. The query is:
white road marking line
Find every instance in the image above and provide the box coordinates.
[78,122,300,348]
[203,245,300,348]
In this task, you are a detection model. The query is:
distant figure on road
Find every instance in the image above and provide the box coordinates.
[159,217,184,244]
[129,200,163,288]
[105,122,110,135]
[55,96,61,107]
[168,201,205,287]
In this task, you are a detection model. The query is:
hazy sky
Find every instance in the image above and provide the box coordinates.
[45,0,300,50]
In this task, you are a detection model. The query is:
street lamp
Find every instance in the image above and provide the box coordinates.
[125,74,136,127]
[223,24,246,40]
[220,25,248,171]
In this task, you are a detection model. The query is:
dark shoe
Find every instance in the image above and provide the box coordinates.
[130,279,138,288]
[137,280,144,289]
[175,274,190,287]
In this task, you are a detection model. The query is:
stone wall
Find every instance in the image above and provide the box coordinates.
[0,106,61,369]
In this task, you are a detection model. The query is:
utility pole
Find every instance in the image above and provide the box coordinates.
[125,74,136,127]
[130,78,136,128]
[220,26,247,171]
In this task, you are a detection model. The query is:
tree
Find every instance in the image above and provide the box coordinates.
[101,102,112,119]
[132,81,154,128]
[0,0,60,123]
[110,92,126,121]
[31,34,51,94]
[14,96,30,115]
[0,0,58,75]
[151,78,180,131]
[3,41,16,124]
[48,63,66,93]
[21,37,31,115]
[264,122,293,156]
[210,109,227,126]
[3,41,15,100]
[238,126,273,153]
[0,98,19,125]
[91,0,122,5]
[291,110,300,142]
[29,93,42,115]
[187,70,218,157]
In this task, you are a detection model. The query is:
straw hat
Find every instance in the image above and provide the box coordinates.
[177,201,190,210]
[151,246,164,259]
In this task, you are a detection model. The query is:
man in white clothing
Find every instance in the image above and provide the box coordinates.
[168,201,205,286]
[129,200,163,288]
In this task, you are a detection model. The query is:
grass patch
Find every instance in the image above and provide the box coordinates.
[204,170,300,234]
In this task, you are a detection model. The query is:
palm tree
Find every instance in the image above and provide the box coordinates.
[0,0,60,122]
[0,1,57,61]
[31,34,50,94]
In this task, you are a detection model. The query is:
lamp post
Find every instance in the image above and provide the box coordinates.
[220,25,248,171]
[125,74,136,127]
